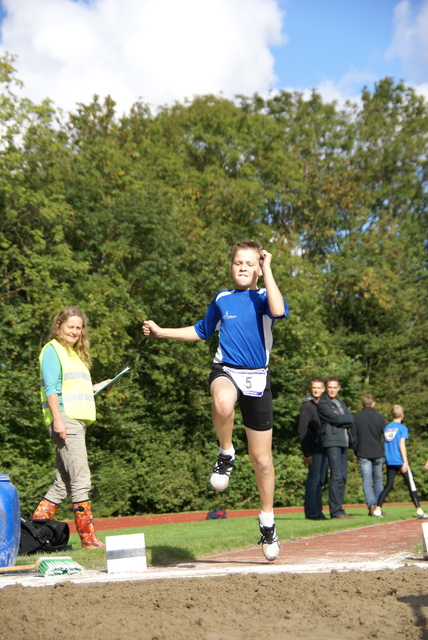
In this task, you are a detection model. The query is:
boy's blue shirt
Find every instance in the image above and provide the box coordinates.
[384,421,408,466]
[194,288,289,369]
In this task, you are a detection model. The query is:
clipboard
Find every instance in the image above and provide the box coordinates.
[94,365,131,396]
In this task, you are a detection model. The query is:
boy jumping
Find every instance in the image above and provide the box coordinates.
[142,240,288,560]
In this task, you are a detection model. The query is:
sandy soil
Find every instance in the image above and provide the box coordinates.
[0,565,427,640]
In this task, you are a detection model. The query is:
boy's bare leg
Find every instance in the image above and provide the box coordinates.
[209,376,237,491]
[245,427,275,513]
[210,376,237,449]
[246,426,279,560]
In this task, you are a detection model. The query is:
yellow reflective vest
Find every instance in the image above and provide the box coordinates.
[39,339,96,426]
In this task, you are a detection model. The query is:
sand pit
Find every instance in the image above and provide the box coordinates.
[0,564,427,639]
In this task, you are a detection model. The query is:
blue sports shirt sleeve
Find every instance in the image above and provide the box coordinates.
[41,344,62,398]
[193,294,223,340]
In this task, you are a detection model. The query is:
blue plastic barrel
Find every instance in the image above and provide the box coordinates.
[0,474,21,567]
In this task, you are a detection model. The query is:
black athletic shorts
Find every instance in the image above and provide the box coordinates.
[209,363,273,432]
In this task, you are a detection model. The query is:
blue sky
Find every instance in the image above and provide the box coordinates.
[0,0,426,114]
[274,0,403,88]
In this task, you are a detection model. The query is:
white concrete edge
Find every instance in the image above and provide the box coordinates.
[1,553,427,589]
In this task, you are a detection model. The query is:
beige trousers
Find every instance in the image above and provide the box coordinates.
[44,415,92,504]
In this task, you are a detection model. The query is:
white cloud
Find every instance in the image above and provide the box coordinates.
[315,69,375,107]
[387,0,428,84]
[0,0,285,114]
[312,72,428,109]
[276,70,373,110]
[413,82,428,102]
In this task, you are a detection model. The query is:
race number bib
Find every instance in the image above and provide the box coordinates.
[384,428,398,442]
[223,367,267,397]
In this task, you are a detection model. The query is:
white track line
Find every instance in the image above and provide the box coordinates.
[1,552,427,589]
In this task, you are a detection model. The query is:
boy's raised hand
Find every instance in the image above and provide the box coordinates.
[142,320,162,338]
[260,249,272,272]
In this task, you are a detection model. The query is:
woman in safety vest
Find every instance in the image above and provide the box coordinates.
[32,306,111,549]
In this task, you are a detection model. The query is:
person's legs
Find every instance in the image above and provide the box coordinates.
[376,466,398,508]
[50,417,91,504]
[401,467,420,508]
[400,468,428,517]
[35,418,91,515]
[359,457,376,508]
[245,426,279,561]
[372,457,384,505]
[338,446,349,514]
[304,459,318,519]
[245,427,274,513]
[325,446,348,518]
[318,452,328,514]
[305,452,327,519]
[210,375,238,450]
[209,375,238,491]
[43,424,72,505]
[64,418,103,549]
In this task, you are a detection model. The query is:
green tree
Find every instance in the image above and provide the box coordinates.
[1,55,427,514]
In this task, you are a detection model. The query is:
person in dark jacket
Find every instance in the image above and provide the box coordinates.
[298,378,327,520]
[317,377,354,519]
[351,394,386,516]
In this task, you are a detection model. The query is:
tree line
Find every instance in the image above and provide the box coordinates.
[1,54,427,518]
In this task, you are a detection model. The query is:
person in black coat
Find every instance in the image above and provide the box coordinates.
[351,394,386,515]
[317,377,354,519]
[298,378,327,520]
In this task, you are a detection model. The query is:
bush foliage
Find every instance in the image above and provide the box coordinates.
[1,55,427,515]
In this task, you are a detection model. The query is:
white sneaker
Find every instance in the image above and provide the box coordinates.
[372,507,383,517]
[210,454,234,492]
[417,509,428,519]
[258,523,280,561]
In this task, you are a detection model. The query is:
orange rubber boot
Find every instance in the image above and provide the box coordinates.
[32,498,59,520]
[72,500,106,550]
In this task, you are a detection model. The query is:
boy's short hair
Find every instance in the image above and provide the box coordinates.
[391,404,404,419]
[231,240,263,261]
[362,393,375,407]
[325,376,340,385]
[310,377,324,385]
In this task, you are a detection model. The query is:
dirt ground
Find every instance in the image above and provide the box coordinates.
[0,565,427,640]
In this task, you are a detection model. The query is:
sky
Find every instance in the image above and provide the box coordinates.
[0,0,427,116]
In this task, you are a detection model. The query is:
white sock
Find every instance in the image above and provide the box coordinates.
[259,510,275,528]
[220,446,235,459]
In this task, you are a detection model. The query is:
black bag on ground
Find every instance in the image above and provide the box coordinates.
[18,517,72,555]
[206,510,227,520]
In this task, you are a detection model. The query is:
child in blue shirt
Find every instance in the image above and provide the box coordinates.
[373,405,427,519]
[143,240,288,560]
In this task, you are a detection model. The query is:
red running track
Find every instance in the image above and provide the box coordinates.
[65,503,415,534]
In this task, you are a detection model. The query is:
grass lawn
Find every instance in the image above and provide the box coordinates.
[13,504,423,571]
